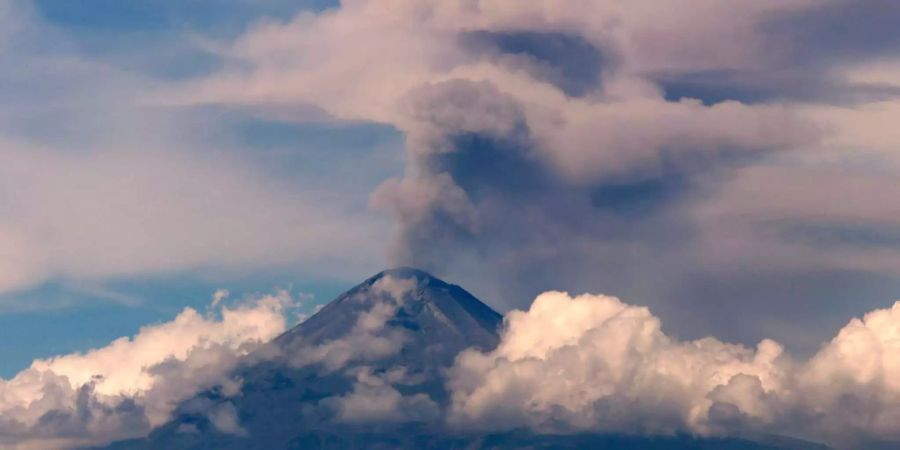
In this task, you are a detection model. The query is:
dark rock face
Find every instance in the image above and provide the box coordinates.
[97,269,829,450]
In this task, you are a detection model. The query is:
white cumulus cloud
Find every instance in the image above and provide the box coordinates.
[322,366,439,424]
[0,290,295,449]
[448,291,900,448]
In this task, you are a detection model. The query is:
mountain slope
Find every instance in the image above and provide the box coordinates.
[274,267,502,366]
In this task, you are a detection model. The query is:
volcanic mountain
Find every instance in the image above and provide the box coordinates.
[274,267,502,368]
[100,268,829,450]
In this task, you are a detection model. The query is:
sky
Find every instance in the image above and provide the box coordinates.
[0,0,391,377]
[2,0,900,447]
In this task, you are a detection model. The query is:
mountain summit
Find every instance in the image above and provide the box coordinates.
[274,267,502,366]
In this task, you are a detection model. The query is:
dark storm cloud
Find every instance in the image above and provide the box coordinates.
[762,0,900,69]
[461,30,610,97]
[648,0,900,106]
[654,69,900,105]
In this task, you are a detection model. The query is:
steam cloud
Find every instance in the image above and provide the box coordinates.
[184,0,900,352]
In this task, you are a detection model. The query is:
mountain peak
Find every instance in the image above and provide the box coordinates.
[274,268,502,365]
[360,267,449,296]
[370,266,437,282]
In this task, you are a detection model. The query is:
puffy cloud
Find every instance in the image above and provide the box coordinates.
[0,290,294,449]
[447,291,900,448]
[798,301,900,446]
[448,291,789,435]
[321,366,439,424]
[206,402,248,436]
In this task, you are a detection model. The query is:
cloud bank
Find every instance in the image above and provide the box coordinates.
[0,144,385,296]
[3,274,900,448]
[0,291,294,449]
[322,366,440,424]
[448,292,900,448]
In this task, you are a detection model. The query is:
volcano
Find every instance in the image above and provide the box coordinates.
[99,269,829,450]
[274,267,503,367]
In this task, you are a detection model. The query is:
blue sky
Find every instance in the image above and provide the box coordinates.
[26,0,339,78]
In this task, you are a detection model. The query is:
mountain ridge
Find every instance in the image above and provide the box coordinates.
[273,267,502,358]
